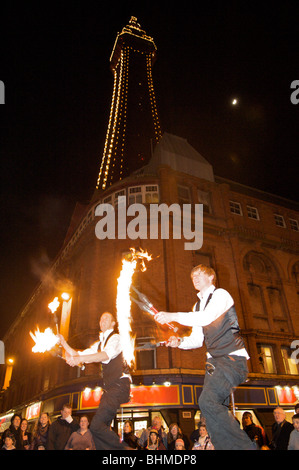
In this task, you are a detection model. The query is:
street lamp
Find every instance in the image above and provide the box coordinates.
[61,292,70,301]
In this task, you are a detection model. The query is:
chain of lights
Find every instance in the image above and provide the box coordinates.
[96,67,118,189]
[96,47,127,190]
[108,46,129,186]
[146,53,162,142]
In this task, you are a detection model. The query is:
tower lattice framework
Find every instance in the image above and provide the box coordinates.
[96,17,162,190]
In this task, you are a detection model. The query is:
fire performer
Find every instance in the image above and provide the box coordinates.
[59,312,132,450]
[154,264,255,450]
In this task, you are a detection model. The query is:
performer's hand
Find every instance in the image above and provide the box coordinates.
[166,336,180,348]
[58,334,67,348]
[154,311,174,324]
[65,353,81,367]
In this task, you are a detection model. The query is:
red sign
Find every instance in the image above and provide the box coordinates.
[25,402,41,420]
[80,384,180,410]
[277,387,297,405]
[124,385,180,407]
[81,388,103,409]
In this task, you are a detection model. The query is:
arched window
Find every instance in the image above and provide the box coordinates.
[291,261,299,284]
[243,251,289,333]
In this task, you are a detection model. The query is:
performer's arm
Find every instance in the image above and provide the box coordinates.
[58,334,78,357]
[155,288,234,327]
[59,334,109,367]
[167,326,204,349]
[60,333,122,367]
[66,350,109,367]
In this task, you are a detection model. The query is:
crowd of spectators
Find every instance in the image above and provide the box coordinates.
[1,403,299,450]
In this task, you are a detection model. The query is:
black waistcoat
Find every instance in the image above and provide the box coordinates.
[98,332,130,388]
[195,292,245,358]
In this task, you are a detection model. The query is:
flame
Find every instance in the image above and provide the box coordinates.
[48,297,60,313]
[116,248,152,367]
[129,247,152,272]
[29,326,59,353]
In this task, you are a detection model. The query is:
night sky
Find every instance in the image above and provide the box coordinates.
[1,1,298,338]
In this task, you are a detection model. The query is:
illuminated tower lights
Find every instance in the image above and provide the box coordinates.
[96,18,162,190]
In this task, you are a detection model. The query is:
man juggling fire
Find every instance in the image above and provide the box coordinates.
[59,312,132,450]
[154,264,255,451]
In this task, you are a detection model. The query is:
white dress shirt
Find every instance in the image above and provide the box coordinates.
[78,329,122,364]
[178,285,249,358]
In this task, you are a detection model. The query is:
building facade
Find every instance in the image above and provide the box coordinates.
[1,132,298,440]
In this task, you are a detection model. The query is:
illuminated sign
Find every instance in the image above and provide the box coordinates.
[80,384,180,410]
[25,402,42,420]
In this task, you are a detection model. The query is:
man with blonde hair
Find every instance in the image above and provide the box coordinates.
[155,264,254,450]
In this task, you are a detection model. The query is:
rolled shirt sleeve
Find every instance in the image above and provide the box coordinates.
[176,288,234,328]
[178,325,204,350]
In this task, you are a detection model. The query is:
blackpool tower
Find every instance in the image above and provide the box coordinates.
[96,17,162,190]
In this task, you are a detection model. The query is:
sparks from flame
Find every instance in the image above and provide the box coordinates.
[29,327,59,353]
[116,248,153,367]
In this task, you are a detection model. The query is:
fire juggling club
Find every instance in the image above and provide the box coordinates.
[131,286,178,333]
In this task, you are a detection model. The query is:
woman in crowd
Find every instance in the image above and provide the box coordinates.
[192,424,214,450]
[64,415,95,450]
[122,420,140,449]
[167,423,190,450]
[145,428,166,450]
[29,412,51,450]
[1,414,23,450]
[20,418,32,449]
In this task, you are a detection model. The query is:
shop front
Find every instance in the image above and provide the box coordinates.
[1,374,298,444]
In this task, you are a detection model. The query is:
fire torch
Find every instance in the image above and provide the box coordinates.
[48,297,60,335]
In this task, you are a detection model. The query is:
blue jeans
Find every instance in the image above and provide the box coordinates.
[198,355,255,450]
[90,378,131,450]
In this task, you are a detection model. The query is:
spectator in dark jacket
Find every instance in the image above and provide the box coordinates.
[47,404,79,450]
[30,412,51,450]
[242,412,267,448]
[167,423,190,450]
[1,414,23,450]
[270,407,293,450]
[122,420,140,449]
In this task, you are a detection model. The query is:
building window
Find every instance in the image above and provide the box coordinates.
[274,214,286,228]
[257,344,276,374]
[114,190,126,208]
[128,185,159,205]
[128,186,143,205]
[135,337,157,370]
[247,283,269,330]
[247,205,259,220]
[281,347,299,375]
[229,200,242,216]
[192,251,214,272]
[145,185,159,203]
[291,262,299,283]
[289,218,299,232]
[267,287,286,318]
[198,189,212,213]
[103,195,112,204]
[177,185,191,204]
